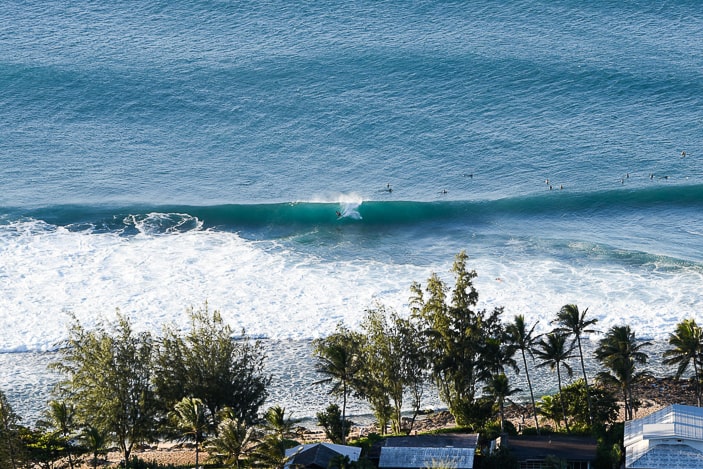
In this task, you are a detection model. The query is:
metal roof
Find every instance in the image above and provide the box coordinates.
[378,433,478,469]
[627,443,703,469]
[625,404,703,468]
[284,443,361,468]
[625,404,703,447]
[500,435,597,462]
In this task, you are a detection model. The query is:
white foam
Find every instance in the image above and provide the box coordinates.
[0,222,420,351]
[0,221,701,352]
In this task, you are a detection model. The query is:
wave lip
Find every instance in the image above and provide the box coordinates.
[2,183,702,233]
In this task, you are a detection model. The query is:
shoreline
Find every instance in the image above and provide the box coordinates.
[78,376,697,468]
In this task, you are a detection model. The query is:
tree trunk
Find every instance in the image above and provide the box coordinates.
[342,381,347,444]
[521,349,540,435]
[195,435,200,469]
[576,336,594,426]
[556,366,570,433]
[694,360,701,407]
[499,400,505,432]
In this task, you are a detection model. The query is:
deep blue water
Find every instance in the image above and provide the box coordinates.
[1,0,702,423]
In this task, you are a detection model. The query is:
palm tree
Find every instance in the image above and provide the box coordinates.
[553,304,598,426]
[313,327,362,444]
[534,332,574,433]
[42,400,77,469]
[663,318,703,406]
[262,405,299,438]
[483,373,522,432]
[537,395,564,430]
[506,314,541,434]
[80,425,107,469]
[170,396,208,469]
[206,415,257,469]
[594,325,651,420]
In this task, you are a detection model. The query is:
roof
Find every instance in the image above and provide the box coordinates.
[378,433,479,469]
[284,442,361,468]
[624,404,703,468]
[500,435,598,462]
[625,404,703,447]
[627,443,703,469]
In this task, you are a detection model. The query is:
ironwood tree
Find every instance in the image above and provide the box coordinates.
[409,250,505,427]
[153,302,270,428]
[51,312,158,465]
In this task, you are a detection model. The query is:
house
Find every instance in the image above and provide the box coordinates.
[624,404,703,468]
[494,434,598,469]
[284,442,361,469]
[376,433,479,469]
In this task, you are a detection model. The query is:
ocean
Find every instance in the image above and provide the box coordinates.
[1,0,702,424]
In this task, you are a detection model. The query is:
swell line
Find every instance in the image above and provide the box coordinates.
[1,184,701,234]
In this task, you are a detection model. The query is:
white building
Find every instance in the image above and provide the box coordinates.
[625,404,703,468]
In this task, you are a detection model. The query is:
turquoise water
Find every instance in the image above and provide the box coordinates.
[1,0,702,422]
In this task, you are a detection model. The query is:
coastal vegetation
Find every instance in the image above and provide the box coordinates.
[0,251,700,468]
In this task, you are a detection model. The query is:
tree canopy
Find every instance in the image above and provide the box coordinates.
[51,312,158,464]
[153,303,270,426]
[410,251,506,427]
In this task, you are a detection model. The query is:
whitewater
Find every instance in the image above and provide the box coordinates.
[2,0,703,422]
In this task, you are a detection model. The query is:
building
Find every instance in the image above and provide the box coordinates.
[624,404,703,468]
[376,433,479,469]
[494,434,598,469]
[284,442,361,469]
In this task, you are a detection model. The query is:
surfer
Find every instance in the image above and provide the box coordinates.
[336,211,342,218]
[682,151,686,157]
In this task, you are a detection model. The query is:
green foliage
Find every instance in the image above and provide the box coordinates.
[154,303,270,428]
[537,395,564,431]
[553,304,598,427]
[536,380,618,436]
[594,325,651,420]
[313,324,363,443]
[206,414,258,469]
[316,404,353,444]
[357,306,413,435]
[80,425,109,469]
[481,419,517,441]
[35,399,85,469]
[410,251,506,427]
[483,373,521,433]
[534,332,574,433]
[452,397,495,431]
[249,433,299,468]
[262,405,300,439]
[560,380,618,431]
[325,454,375,469]
[0,390,26,469]
[169,396,208,468]
[20,426,70,469]
[593,422,624,469]
[51,311,158,464]
[353,305,429,435]
[352,432,383,454]
[663,318,703,406]
[505,314,542,434]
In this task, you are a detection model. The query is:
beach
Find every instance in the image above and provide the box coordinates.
[73,376,696,468]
